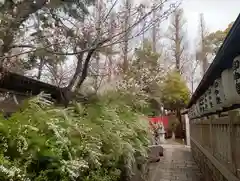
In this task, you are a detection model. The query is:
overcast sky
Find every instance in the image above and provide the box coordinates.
[182,0,240,41]
[180,0,240,90]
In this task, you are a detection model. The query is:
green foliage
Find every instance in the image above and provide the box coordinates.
[160,70,190,110]
[0,93,150,181]
[205,22,233,55]
[134,41,160,69]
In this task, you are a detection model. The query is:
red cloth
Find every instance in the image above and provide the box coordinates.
[149,116,169,129]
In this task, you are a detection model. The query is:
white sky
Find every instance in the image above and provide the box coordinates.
[182,0,240,42]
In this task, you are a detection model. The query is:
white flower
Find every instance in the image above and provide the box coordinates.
[0,165,28,181]
[61,159,89,179]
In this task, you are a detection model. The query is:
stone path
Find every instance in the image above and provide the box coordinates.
[149,143,204,181]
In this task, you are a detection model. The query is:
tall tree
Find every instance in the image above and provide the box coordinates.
[151,0,163,53]
[166,8,187,137]
[107,12,116,80]
[93,0,103,91]
[167,8,186,72]
[54,0,178,104]
[0,0,179,105]
[152,2,157,53]
[161,70,190,131]
[197,13,209,74]
[122,0,131,72]
[186,53,201,94]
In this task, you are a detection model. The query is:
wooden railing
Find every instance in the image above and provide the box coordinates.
[190,110,240,181]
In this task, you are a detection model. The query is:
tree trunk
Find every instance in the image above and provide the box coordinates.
[62,47,98,106]
[152,6,156,53]
[200,14,209,74]
[175,11,181,71]
[202,56,209,73]
[67,52,84,91]
[108,13,115,80]
[37,58,44,80]
[123,0,131,72]
[94,53,100,91]
[176,109,183,138]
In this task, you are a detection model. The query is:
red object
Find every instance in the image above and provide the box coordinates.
[149,116,169,129]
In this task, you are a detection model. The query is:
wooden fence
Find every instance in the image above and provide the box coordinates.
[190,110,240,181]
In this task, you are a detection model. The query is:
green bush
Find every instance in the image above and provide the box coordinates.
[0,92,150,181]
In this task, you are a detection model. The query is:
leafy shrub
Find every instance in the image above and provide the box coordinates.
[0,92,150,181]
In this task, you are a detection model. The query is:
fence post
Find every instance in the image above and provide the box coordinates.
[228,110,237,175]
[209,116,213,154]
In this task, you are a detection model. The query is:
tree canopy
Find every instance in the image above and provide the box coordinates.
[205,22,233,55]
[118,40,165,115]
[160,70,190,110]
[124,42,163,94]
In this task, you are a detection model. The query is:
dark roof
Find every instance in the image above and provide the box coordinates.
[187,14,240,108]
[0,68,63,100]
